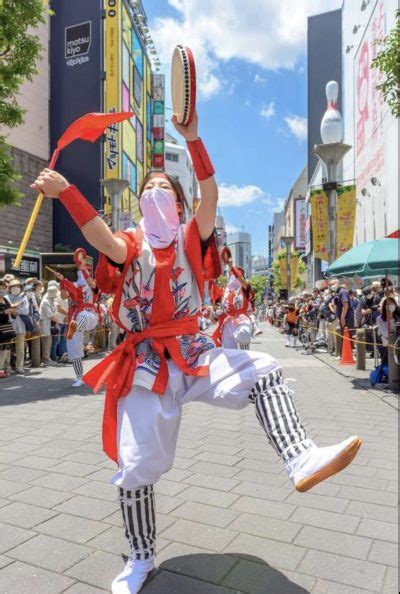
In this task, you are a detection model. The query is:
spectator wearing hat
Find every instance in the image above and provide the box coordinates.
[7,278,30,373]
[360,286,381,326]
[39,283,59,366]
[0,279,16,378]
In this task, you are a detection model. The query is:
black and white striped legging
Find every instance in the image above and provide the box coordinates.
[249,369,313,461]
[71,358,83,379]
[76,312,88,333]
[119,486,156,561]
[118,371,312,559]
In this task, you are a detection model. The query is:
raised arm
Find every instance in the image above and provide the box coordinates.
[31,170,127,264]
[172,112,217,241]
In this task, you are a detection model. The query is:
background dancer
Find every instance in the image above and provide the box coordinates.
[55,250,99,387]
[213,249,253,350]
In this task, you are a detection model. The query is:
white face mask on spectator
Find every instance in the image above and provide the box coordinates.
[10,286,22,296]
[388,304,396,313]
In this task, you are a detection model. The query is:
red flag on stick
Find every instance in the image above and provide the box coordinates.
[14,111,134,268]
[57,111,134,150]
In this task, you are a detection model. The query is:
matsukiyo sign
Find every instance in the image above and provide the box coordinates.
[65,21,92,67]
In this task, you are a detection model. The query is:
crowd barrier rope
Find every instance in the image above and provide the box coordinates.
[286,321,400,351]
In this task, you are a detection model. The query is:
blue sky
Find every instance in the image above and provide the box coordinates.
[147,0,342,256]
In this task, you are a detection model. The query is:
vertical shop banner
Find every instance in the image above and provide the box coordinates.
[336,185,356,257]
[310,189,329,262]
[104,0,120,180]
[152,74,165,169]
[355,0,385,202]
[278,256,287,289]
[290,254,299,290]
[294,197,307,251]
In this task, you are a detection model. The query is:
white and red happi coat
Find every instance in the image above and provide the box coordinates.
[84,219,220,462]
[212,284,251,346]
[61,272,99,324]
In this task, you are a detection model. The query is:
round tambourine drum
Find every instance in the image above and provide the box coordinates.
[171,45,196,126]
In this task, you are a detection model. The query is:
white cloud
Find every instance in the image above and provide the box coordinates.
[254,74,267,85]
[225,223,240,233]
[218,183,265,207]
[284,115,308,141]
[260,101,275,119]
[273,198,286,213]
[150,0,342,99]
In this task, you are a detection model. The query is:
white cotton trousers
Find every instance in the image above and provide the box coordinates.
[221,316,252,349]
[67,310,98,360]
[112,348,280,490]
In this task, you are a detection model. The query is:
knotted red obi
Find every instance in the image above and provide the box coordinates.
[83,218,221,462]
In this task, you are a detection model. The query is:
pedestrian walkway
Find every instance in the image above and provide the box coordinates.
[0,324,397,593]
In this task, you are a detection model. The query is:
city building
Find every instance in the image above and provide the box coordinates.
[306,8,343,286]
[307,9,342,185]
[0,16,51,277]
[341,0,398,243]
[304,0,398,287]
[226,232,252,278]
[164,132,198,217]
[215,214,227,250]
[283,165,307,252]
[50,0,163,255]
[270,210,285,261]
[251,256,269,278]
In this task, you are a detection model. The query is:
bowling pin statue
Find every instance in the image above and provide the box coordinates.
[320,81,343,144]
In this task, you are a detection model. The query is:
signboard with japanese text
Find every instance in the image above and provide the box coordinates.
[50,0,102,257]
[152,73,165,170]
[355,0,385,208]
[310,189,329,262]
[336,185,356,257]
[294,197,307,251]
[104,0,121,179]
[65,21,92,67]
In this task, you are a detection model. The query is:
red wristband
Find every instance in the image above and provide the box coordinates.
[59,185,98,228]
[186,138,215,181]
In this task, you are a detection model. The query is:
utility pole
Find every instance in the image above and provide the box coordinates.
[281,236,294,300]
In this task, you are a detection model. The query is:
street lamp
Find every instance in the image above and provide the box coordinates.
[100,178,130,232]
[281,236,294,300]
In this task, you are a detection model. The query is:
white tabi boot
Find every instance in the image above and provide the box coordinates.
[285,435,362,492]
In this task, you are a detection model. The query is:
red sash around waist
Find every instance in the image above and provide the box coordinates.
[83,315,209,462]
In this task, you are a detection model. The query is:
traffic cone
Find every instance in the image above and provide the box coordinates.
[340,326,355,365]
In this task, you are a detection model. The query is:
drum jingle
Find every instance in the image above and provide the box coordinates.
[171,45,196,126]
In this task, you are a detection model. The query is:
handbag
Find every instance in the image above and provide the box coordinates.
[0,322,15,343]
[50,321,60,336]
[19,314,36,333]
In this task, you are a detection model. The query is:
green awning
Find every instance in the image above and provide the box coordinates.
[325,239,400,278]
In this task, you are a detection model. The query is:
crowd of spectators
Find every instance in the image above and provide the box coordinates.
[0,274,115,379]
[266,277,399,368]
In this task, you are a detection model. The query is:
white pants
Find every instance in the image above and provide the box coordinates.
[113,348,281,490]
[221,316,252,349]
[67,310,98,360]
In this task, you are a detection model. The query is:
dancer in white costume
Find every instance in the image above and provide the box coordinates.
[55,249,99,387]
[32,111,362,594]
[214,248,253,350]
